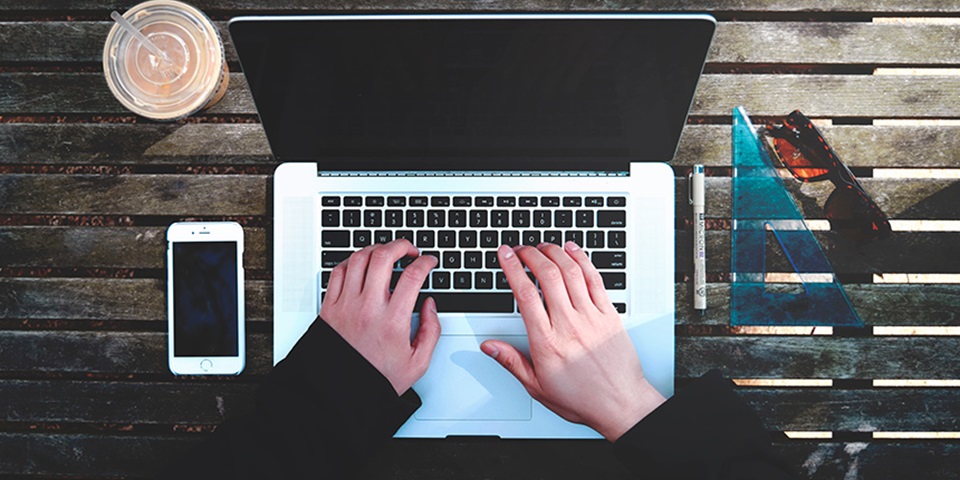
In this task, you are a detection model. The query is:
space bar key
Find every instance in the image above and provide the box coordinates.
[415,293,515,313]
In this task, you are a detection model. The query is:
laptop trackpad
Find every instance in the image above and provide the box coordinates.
[413,335,532,421]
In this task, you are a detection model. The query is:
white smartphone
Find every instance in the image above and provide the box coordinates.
[166,221,245,375]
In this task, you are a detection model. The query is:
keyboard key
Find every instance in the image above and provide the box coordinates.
[432,271,451,289]
[364,210,382,227]
[495,272,510,289]
[385,210,403,227]
[497,196,516,207]
[475,196,495,207]
[512,210,530,227]
[533,210,551,227]
[344,196,362,206]
[406,210,424,227]
[464,251,483,269]
[410,196,428,207]
[321,250,351,268]
[322,230,350,247]
[387,196,406,206]
[608,230,626,248]
[486,251,500,269]
[321,196,340,206]
[519,196,538,206]
[542,196,560,207]
[593,251,626,269]
[453,272,472,289]
[365,196,384,207]
[342,210,361,227]
[443,251,461,269]
[601,273,626,289]
[428,210,445,227]
[585,197,604,207]
[607,197,626,207]
[565,230,583,247]
[415,292,514,313]
[469,210,488,228]
[478,231,497,248]
[449,210,467,227]
[395,230,414,243]
[321,210,339,227]
[422,250,440,262]
[501,230,519,246]
[587,231,604,248]
[438,230,456,248]
[416,231,435,248]
[459,231,477,248]
[390,271,403,290]
[399,256,416,268]
[454,196,472,207]
[543,231,563,245]
[522,231,541,246]
[555,210,573,227]
[613,303,627,314]
[491,210,510,227]
[374,230,392,244]
[321,271,331,288]
[475,272,494,289]
[563,196,582,207]
[598,210,627,227]
[576,210,594,227]
[353,230,372,247]
[431,196,450,207]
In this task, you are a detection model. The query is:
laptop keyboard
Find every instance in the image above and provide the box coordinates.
[319,194,627,314]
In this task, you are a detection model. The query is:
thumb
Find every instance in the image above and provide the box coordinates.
[481,340,539,397]
[411,296,441,373]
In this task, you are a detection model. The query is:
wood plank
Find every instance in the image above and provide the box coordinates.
[0,226,268,270]
[5,21,960,65]
[0,278,271,322]
[0,174,266,215]
[2,0,960,14]
[1,331,957,378]
[6,123,960,168]
[677,336,960,379]
[4,380,959,432]
[0,331,273,375]
[5,73,960,118]
[675,283,960,326]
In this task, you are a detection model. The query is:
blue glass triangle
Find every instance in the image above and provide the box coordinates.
[731,107,863,327]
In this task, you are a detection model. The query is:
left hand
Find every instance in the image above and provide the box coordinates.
[320,239,441,395]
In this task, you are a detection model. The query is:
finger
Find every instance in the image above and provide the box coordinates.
[323,257,348,305]
[390,253,439,314]
[515,245,574,316]
[411,297,441,376]
[498,245,550,335]
[565,241,613,313]
[536,243,593,312]
[480,340,541,399]
[342,245,376,297]
[363,239,420,297]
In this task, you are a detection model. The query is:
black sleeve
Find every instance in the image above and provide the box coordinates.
[160,318,421,480]
[613,370,797,479]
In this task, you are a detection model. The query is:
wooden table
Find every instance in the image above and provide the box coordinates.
[2,1,959,478]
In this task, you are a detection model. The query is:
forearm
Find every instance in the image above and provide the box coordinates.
[613,370,797,480]
[161,318,420,480]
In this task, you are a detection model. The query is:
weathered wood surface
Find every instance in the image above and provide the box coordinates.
[5,21,960,66]
[6,123,960,168]
[5,72,960,118]
[1,330,957,379]
[5,278,958,326]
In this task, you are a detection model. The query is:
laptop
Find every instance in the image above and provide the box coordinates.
[230,14,715,438]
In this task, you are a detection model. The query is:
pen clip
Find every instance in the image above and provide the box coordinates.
[687,171,693,205]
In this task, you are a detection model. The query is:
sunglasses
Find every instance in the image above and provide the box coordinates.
[763,110,892,245]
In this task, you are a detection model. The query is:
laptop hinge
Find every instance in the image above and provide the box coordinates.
[318,170,628,177]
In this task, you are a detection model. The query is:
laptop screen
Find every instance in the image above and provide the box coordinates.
[230,15,715,169]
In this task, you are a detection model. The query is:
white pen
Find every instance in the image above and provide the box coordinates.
[690,165,707,315]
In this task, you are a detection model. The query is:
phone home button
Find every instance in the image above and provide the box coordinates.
[200,359,212,372]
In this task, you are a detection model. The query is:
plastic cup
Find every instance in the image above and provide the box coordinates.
[103,0,228,121]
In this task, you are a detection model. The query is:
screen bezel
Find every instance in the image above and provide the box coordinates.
[166,222,246,376]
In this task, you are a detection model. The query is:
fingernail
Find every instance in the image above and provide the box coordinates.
[537,242,549,249]
[565,241,581,251]
[482,343,500,359]
[500,245,515,259]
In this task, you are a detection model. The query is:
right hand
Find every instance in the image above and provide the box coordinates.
[480,242,666,441]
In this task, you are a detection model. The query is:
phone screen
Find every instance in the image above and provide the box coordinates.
[172,241,239,357]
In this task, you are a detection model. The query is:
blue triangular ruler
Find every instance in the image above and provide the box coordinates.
[731,106,862,327]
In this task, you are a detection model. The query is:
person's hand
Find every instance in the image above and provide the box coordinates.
[320,239,441,396]
[480,242,666,441]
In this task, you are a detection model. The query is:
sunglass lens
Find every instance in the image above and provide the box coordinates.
[824,187,892,244]
[771,136,831,181]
